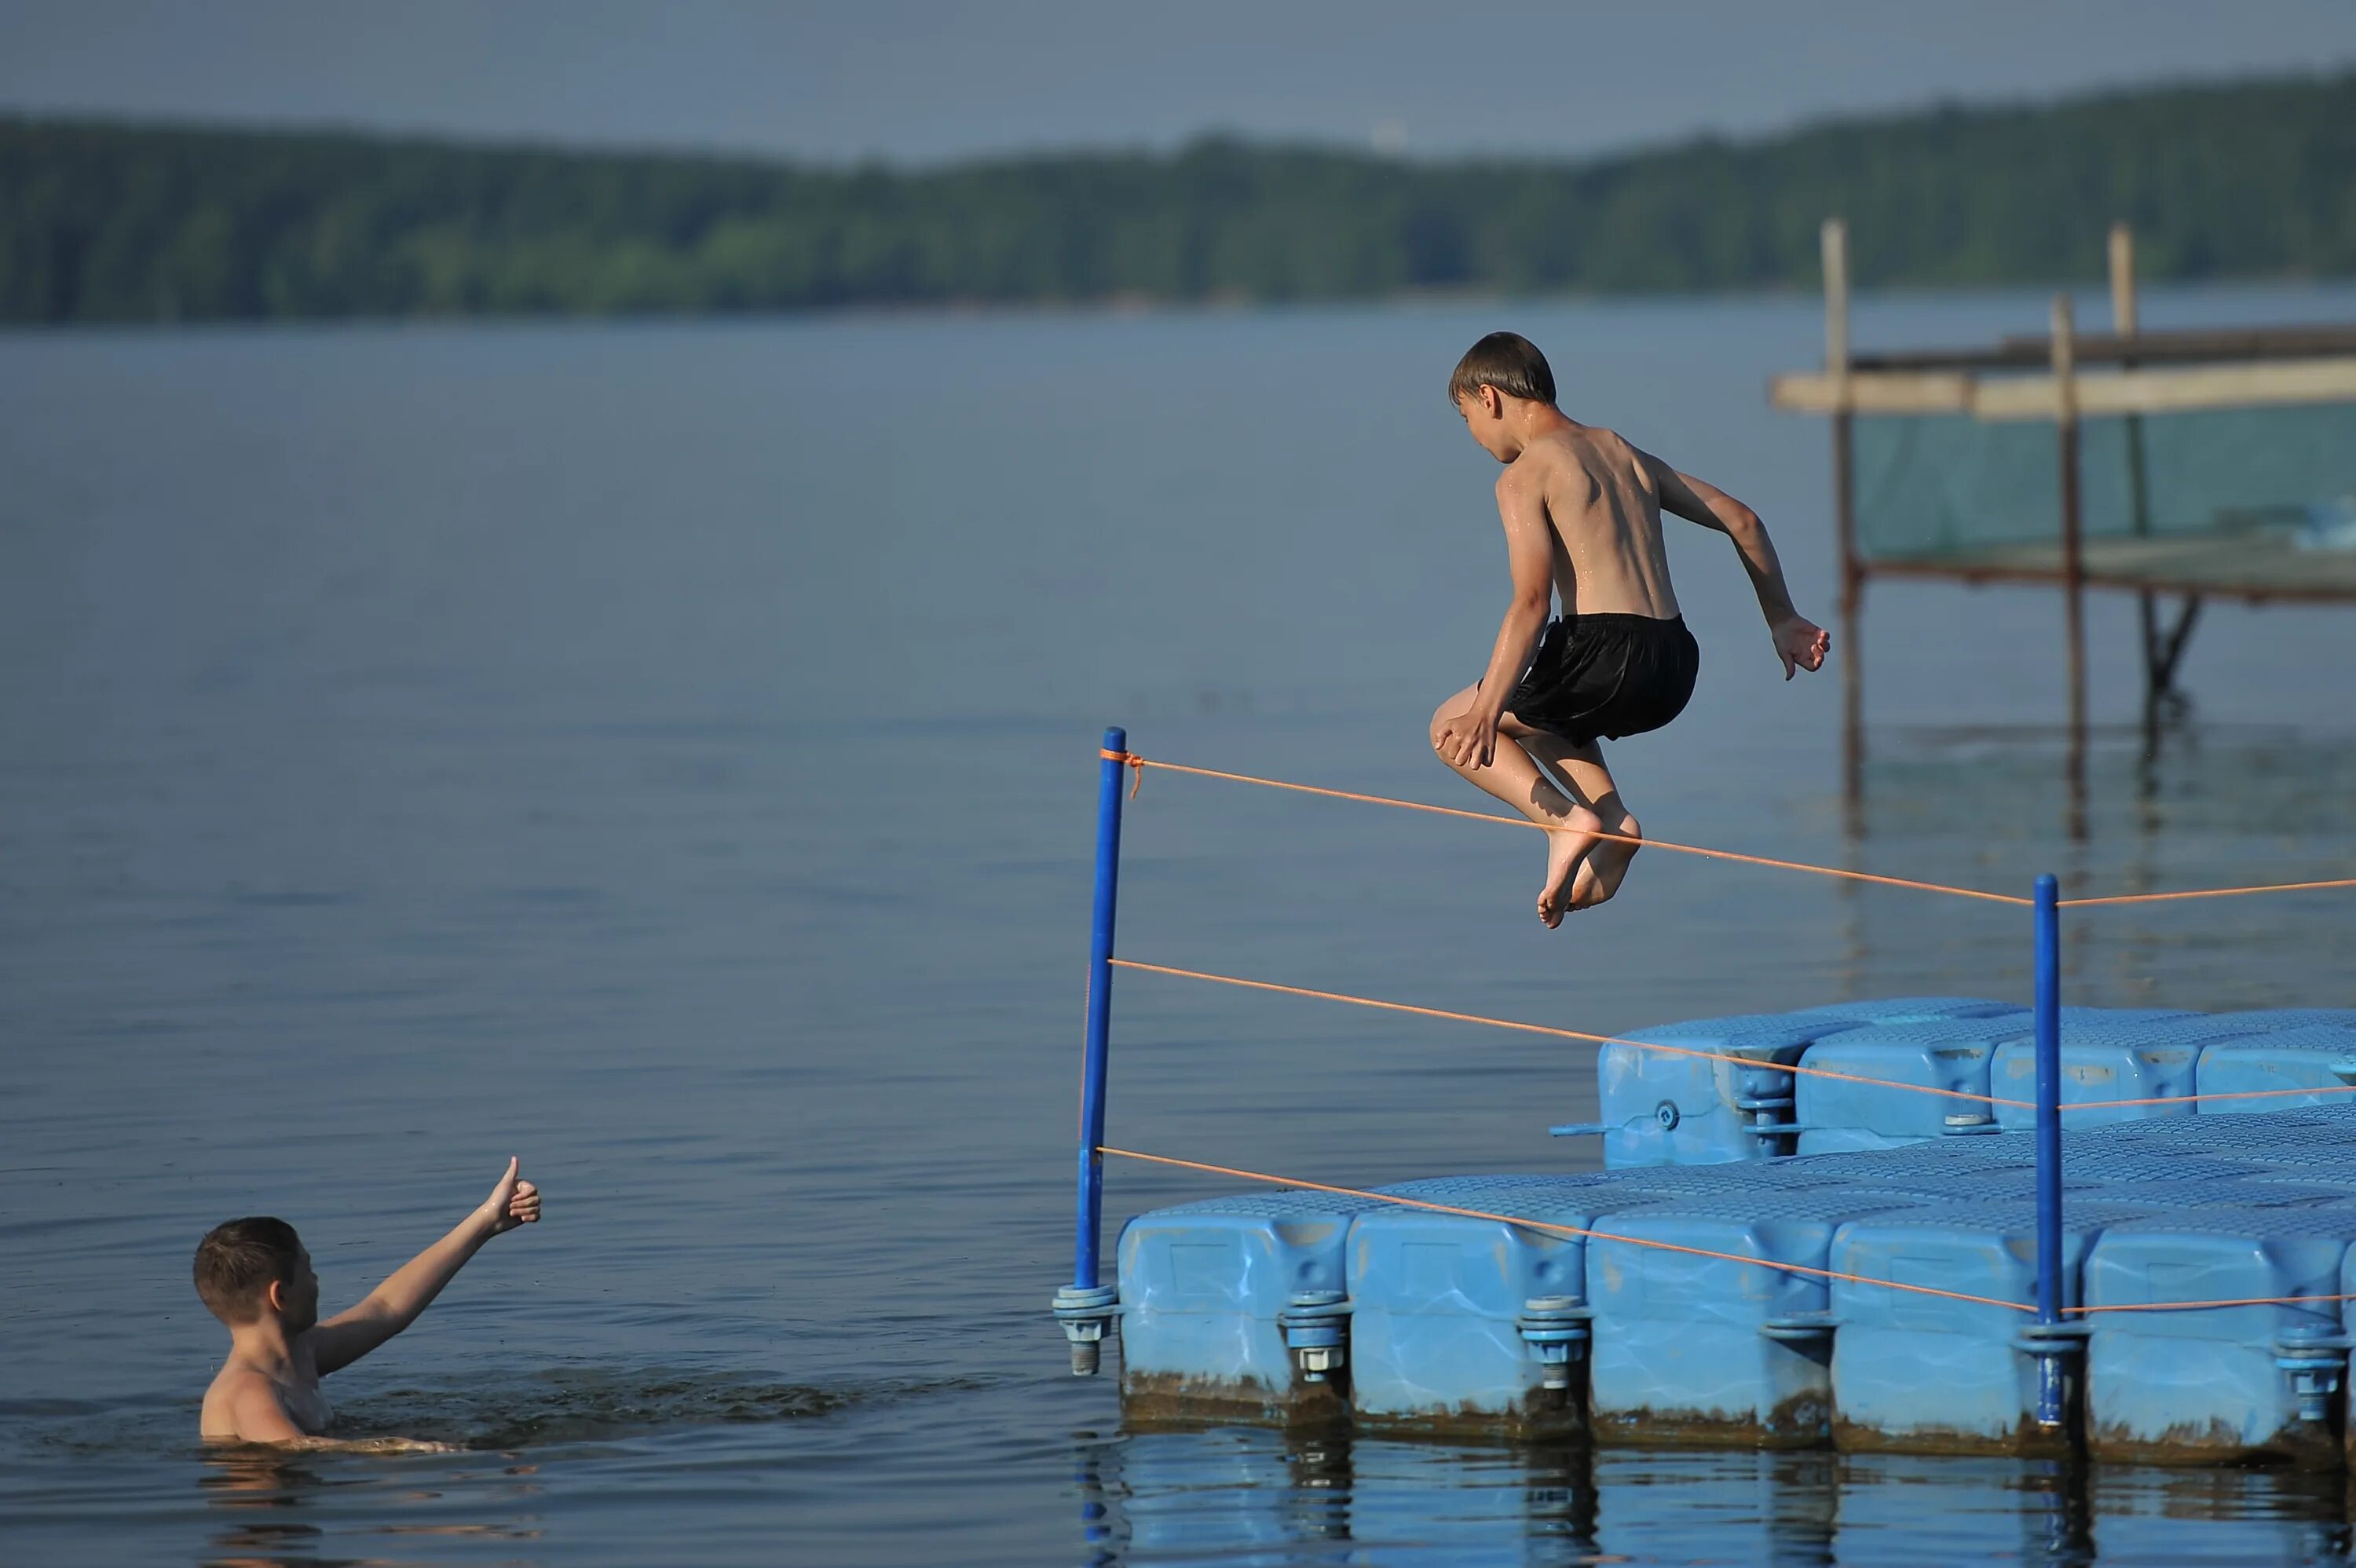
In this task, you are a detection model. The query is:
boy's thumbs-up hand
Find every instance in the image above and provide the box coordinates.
[480,1155,543,1236]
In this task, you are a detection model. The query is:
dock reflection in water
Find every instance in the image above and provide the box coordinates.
[1075,1428,2356,1566]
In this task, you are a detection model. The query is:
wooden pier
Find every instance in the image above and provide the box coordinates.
[1771,222,2356,821]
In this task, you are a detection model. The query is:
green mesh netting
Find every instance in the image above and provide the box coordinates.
[1850,402,2356,561]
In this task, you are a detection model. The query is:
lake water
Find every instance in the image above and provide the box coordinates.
[3,285,2354,1566]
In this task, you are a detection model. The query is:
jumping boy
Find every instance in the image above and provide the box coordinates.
[196,1157,542,1443]
[1431,332,1828,927]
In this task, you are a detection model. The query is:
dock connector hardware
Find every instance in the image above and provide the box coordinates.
[2012,1319,2092,1426]
[1279,1291,1352,1383]
[1760,1311,1841,1345]
[2274,1326,2354,1424]
[1052,1284,1121,1376]
[1517,1295,1596,1397]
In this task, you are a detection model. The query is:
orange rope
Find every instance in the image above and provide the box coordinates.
[1114,749,2356,912]
[1099,1145,2037,1313]
[2079,1081,2356,1111]
[2061,878,2356,908]
[1115,958,2356,1114]
[1118,753,2030,906]
[2070,1293,2356,1315]
[1111,957,2032,1109]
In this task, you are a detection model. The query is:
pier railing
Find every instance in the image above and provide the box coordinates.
[1048,726,2356,1427]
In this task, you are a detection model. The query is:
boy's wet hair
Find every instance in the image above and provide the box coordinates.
[1448,331,1556,408]
[194,1216,302,1324]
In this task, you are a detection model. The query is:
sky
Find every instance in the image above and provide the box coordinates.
[3,0,2354,166]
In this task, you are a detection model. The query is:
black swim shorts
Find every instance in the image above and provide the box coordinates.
[1502,612,1699,747]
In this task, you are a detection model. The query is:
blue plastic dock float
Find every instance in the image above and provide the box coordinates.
[1988,1016,2274,1130]
[1110,999,2356,1462]
[1584,1188,1928,1447]
[1790,997,2025,1025]
[1827,1197,2161,1453]
[1789,1017,2035,1153]
[1118,1188,1383,1421]
[2196,1025,2356,1113]
[1589,1013,1864,1165]
[1344,1175,1615,1435]
[2084,1205,2356,1467]
[2216,1010,2356,1032]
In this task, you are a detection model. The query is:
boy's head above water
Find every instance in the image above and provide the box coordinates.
[195,1216,320,1332]
[1449,331,1561,463]
[198,1160,540,1445]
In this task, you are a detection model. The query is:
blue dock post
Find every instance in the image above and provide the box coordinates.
[2031,872,2067,1427]
[1052,726,1129,1374]
[2010,873,2083,1437]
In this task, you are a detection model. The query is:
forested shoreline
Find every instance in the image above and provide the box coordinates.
[4,70,2354,324]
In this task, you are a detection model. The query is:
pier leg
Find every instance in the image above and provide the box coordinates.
[2032,872,2065,1427]
[2051,298,2088,843]
[1053,725,1129,1373]
[2113,225,2165,769]
[1835,412,1864,825]
[1822,219,1864,826]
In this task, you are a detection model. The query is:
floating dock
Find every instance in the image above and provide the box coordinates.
[1111,1000,2356,1466]
[1045,732,2356,1469]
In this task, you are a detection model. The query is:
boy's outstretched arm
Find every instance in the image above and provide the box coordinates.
[1436,466,1557,768]
[1641,453,1830,679]
[309,1158,542,1376]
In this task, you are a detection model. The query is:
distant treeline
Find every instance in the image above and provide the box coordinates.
[5,71,2355,324]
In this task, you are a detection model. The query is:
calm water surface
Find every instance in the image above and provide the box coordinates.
[4,287,2354,1566]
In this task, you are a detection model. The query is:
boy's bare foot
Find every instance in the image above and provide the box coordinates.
[1537,806,1604,929]
[1568,808,1642,911]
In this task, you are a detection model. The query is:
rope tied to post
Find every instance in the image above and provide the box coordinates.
[1101,747,1143,799]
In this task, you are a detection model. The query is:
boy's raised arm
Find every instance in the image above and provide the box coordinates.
[1640,451,1829,680]
[309,1158,541,1376]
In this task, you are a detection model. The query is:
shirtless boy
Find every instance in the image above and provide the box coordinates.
[196,1157,542,1443]
[1430,332,1828,927]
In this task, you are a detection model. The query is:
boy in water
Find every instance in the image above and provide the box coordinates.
[1431,332,1828,926]
[196,1157,542,1443]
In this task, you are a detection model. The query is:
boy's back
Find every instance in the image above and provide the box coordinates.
[1501,422,1681,623]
